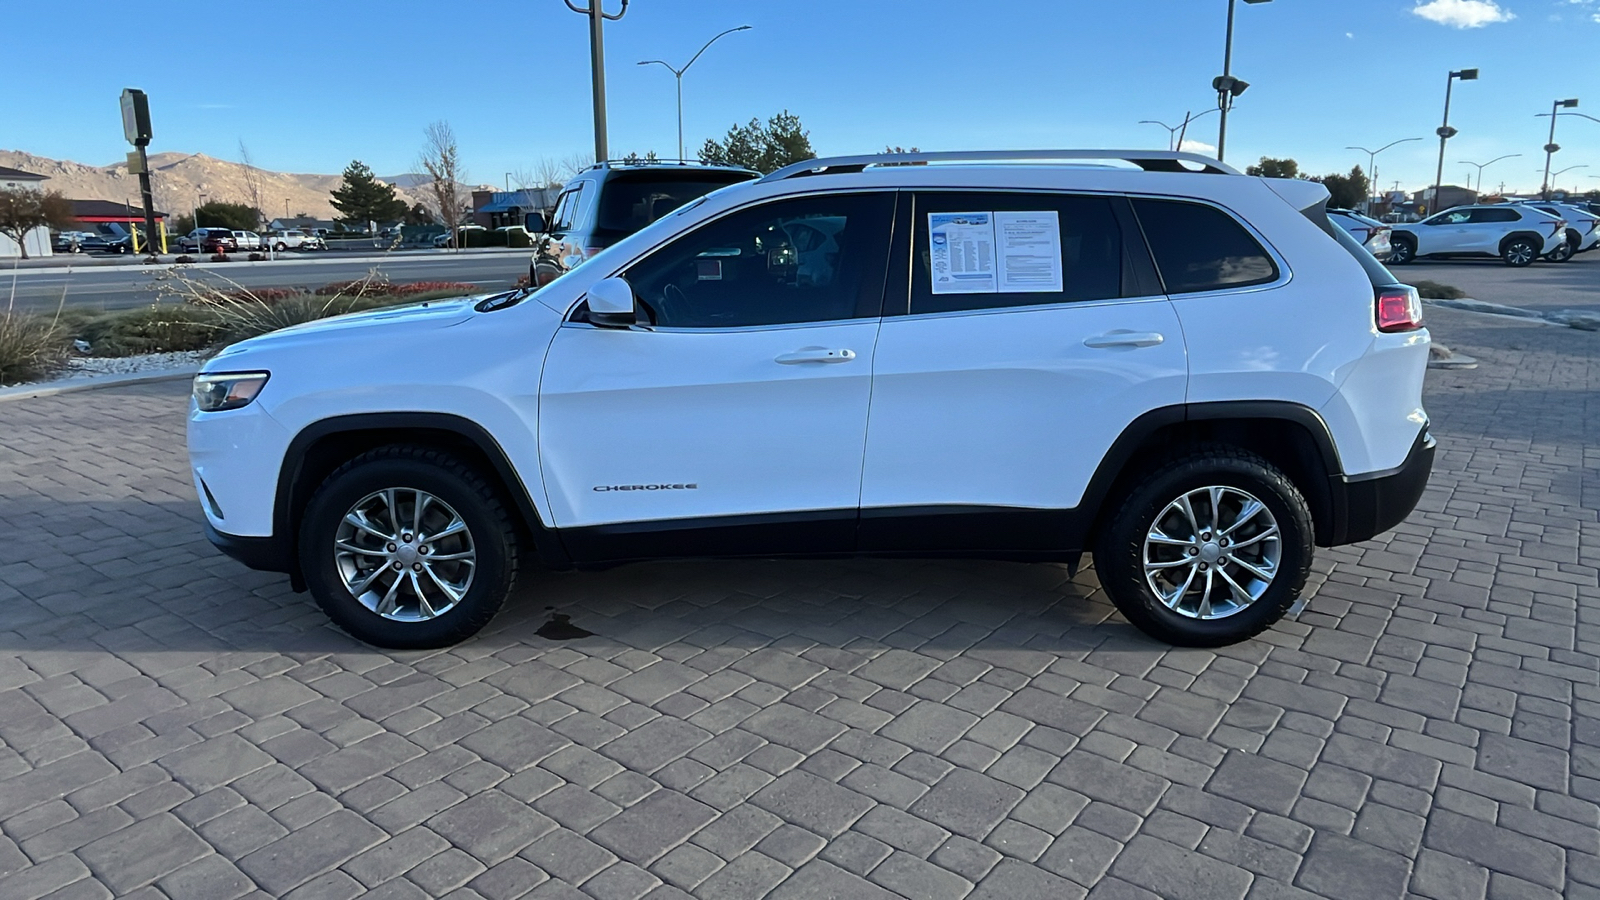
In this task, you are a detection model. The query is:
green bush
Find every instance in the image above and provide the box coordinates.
[0,312,68,385]
[67,304,224,357]
[1408,280,1466,300]
[460,229,509,248]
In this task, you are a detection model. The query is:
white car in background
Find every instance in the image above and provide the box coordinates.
[268,230,326,251]
[1327,209,1392,262]
[1516,201,1600,258]
[232,231,264,251]
[1388,204,1567,267]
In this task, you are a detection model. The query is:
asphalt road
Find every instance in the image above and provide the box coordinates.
[3,252,532,313]
[1398,247,1600,313]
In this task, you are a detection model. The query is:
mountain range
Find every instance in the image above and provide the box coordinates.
[0,150,491,222]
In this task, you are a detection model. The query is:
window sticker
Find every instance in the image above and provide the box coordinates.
[929,213,997,294]
[929,211,1062,295]
[995,211,1064,293]
[696,258,723,281]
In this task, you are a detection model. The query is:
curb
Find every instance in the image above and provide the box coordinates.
[1424,297,1599,330]
[0,367,199,404]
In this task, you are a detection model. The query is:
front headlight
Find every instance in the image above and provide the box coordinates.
[193,372,270,412]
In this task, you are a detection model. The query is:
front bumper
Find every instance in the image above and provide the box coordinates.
[205,520,294,574]
[1322,429,1436,546]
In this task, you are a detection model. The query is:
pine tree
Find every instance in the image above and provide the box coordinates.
[330,160,408,227]
[698,111,815,174]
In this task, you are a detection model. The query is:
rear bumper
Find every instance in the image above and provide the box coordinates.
[1323,429,1436,546]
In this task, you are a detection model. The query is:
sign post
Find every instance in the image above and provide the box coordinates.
[120,88,160,255]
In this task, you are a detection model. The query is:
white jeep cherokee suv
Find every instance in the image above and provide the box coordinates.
[1388,203,1567,266]
[188,150,1435,649]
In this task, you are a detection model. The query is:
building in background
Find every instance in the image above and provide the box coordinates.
[471,188,559,230]
[0,165,53,258]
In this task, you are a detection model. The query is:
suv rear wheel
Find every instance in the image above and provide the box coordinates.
[1094,447,1314,647]
[299,445,519,648]
[1502,235,1540,267]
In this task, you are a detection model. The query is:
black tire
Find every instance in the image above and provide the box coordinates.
[298,445,519,648]
[1093,446,1315,647]
[1546,234,1576,263]
[1389,236,1416,265]
[1502,235,1539,267]
[274,242,288,252]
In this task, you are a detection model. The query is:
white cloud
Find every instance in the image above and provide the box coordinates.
[1178,138,1219,156]
[1411,0,1515,27]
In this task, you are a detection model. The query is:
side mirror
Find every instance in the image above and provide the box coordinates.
[524,212,547,234]
[586,276,637,328]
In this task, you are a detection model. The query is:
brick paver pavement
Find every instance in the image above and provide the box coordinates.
[0,305,1596,899]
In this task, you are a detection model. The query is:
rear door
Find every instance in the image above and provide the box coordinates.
[858,190,1187,552]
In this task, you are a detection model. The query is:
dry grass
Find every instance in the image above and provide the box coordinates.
[0,311,68,386]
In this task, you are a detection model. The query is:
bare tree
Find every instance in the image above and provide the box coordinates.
[418,121,464,247]
[237,141,265,229]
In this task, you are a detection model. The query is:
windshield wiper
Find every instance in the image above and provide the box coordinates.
[475,287,533,313]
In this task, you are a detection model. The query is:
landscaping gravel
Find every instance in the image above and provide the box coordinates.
[57,349,210,380]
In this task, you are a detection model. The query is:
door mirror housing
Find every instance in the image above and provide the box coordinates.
[524,212,547,234]
[586,277,637,328]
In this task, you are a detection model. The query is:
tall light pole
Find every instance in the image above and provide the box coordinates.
[1347,137,1422,213]
[565,0,630,163]
[1459,154,1520,195]
[1541,98,1580,199]
[1547,164,1588,196]
[639,25,752,163]
[1215,0,1273,163]
[1140,108,1219,151]
[1432,68,1478,215]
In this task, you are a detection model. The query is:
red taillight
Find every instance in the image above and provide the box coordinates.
[1376,285,1424,333]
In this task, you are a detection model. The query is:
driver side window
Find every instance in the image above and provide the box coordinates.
[623,193,894,329]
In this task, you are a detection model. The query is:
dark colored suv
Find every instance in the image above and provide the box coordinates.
[529,162,758,284]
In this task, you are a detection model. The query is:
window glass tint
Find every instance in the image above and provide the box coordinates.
[1469,208,1519,224]
[1132,198,1278,293]
[625,193,892,329]
[1434,210,1471,225]
[598,172,755,235]
[551,186,583,233]
[910,193,1124,315]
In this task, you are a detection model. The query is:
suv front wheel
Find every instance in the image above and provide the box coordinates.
[299,446,519,648]
[1388,236,1415,265]
[1094,447,1314,647]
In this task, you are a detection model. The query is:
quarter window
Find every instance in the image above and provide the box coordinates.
[910,192,1125,315]
[623,193,893,329]
[1132,198,1278,294]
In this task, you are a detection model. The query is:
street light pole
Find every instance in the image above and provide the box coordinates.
[1547,164,1588,196]
[1432,68,1478,215]
[1459,154,1520,195]
[1346,137,1422,213]
[565,0,630,163]
[1215,0,1272,163]
[1542,98,1580,199]
[638,25,752,163]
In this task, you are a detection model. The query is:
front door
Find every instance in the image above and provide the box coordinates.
[538,192,896,561]
[859,191,1189,553]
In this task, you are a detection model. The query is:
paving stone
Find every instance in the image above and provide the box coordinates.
[767,859,902,899]
[870,850,974,899]
[430,790,557,865]
[588,792,717,865]
[77,813,213,894]
[909,768,1025,839]
[235,810,387,895]
[818,830,894,875]
[598,719,711,774]
[1108,835,1252,900]
[692,852,790,900]
[518,829,616,885]
[749,770,874,837]
[968,859,1088,900]
[1424,809,1565,890]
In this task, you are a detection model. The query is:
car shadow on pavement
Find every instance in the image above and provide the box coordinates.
[0,499,1162,661]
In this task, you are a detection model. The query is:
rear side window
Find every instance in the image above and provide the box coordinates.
[1470,208,1520,224]
[597,171,756,236]
[1132,199,1278,294]
[910,192,1125,315]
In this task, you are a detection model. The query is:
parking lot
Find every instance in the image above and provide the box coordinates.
[0,304,1594,899]
[1403,251,1600,315]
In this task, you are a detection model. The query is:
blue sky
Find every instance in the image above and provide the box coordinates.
[6,0,1598,193]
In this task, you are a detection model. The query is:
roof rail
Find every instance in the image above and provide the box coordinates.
[760,149,1242,182]
[588,158,756,172]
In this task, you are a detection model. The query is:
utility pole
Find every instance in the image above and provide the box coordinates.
[1215,0,1273,163]
[565,0,630,162]
[639,25,753,162]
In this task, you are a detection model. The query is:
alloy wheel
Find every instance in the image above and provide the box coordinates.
[1507,242,1535,265]
[333,488,476,622]
[1142,485,1282,620]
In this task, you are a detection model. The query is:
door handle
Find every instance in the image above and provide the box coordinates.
[776,348,857,364]
[1083,331,1165,349]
